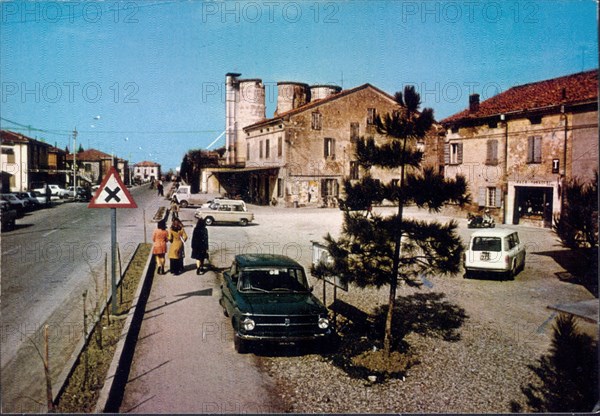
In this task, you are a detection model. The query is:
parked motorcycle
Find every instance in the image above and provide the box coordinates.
[467,212,495,228]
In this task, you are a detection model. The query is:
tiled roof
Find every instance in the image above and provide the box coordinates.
[442,70,598,125]
[67,148,113,161]
[244,83,398,131]
[134,160,160,167]
[1,130,52,146]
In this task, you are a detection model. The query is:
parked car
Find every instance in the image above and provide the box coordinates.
[28,191,47,204]
[32,184,68,198]
[66,186,76,198]
[1,194,27,217]
[15,192,40,210]
[464,229,526,280]
[1,200,17,231]
[194,199,254,226]
[220,254,334,353]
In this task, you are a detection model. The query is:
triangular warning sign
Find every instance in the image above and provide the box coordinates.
[88,166,138,208]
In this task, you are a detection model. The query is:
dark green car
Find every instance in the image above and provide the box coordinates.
[220,254,333,353]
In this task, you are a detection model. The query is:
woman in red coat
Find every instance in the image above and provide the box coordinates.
[152,221,169,274]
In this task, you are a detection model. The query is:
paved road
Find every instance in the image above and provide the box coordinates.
[1,185,168,413]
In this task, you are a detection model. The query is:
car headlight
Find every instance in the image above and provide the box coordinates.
[318,317,329,329]
[242,318,255,331]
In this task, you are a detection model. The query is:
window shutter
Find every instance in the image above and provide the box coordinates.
[457,143,463,164]
[478,187,486,206]
[495,187,502,207]
[444,143,450,165]
[527,136,534,163]
[492,140,498,164]
[534,136,542,163]
[323,139,328,158]
[332,139,336,157]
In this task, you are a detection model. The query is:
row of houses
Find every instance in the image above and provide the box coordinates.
[201,70,598,228]
[0,130,161,193]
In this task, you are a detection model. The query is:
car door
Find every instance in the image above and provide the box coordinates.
[513,232,525,268]
[221,262,239,316]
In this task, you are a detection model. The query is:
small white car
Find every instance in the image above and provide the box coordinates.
[464,229,526,280]
[194,199,254,226]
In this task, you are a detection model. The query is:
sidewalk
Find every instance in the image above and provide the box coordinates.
[118,218,283,413]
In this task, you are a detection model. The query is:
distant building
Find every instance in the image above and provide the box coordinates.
[66,149,130,187]
[133,161,161,184]
[205,74,444,207]
[441,70,598,227]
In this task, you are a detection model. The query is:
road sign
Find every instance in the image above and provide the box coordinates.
[88,167,137,208]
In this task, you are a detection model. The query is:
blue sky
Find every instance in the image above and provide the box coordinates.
[1,0,597,171]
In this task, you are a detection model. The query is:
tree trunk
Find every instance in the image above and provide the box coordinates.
[383,135,408,356]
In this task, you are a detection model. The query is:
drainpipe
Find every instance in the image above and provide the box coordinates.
[561,105,568,213]
[502,114,509,224]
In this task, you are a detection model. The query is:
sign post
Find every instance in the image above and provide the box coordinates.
[88,167,137,315]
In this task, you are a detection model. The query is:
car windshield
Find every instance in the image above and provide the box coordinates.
[239,268,309,293]
[472,237,502,252]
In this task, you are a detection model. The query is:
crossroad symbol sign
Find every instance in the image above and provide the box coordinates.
[88,166,138,208]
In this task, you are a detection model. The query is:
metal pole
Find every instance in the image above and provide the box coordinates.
[111,208,118,315]
[73,128,78,197]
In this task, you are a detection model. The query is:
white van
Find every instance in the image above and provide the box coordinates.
[194,199,254,226]
[464,229,526,280]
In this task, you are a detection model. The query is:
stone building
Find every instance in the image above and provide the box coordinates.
[441,70,598,227]
[206,73,444,207]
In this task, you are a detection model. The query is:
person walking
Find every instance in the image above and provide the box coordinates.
[157,180,164,197]
[170,199,180,221]
[152,221,169,274]
[168,218,187,275]
[191,217,209,274]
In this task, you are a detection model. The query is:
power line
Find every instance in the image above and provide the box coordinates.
[0,118,222,136]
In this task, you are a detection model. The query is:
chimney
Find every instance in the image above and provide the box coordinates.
[469,94,480,112]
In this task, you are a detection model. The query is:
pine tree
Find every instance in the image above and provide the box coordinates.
[318,86,469,354]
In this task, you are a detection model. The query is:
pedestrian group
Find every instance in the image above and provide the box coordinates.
[152,197,210,276]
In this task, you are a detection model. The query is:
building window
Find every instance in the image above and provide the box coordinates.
[367,108,376,125]
[311,112,322,130]
[486,140,498,165]
[278,136,282,157]
[2,148,15,163]
[486,187,497,207]
[527,136,542,164]
[259,141,263,158]
[247,142,250,161]
[478,186,500,207]
[350,161,359,180]
[324,138,336,159]
[445,142,463,165]
[265,139,270,158]
[350,122,359,141]
[277,178,284,198]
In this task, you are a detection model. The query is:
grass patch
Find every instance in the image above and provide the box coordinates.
[55,243,151,413]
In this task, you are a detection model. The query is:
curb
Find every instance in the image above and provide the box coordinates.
[93,246,155,413]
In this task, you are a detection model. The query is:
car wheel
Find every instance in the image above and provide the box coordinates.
[204,216,214,226]
[239,218,248,226]
[506,261,516,281]
[180,200,189,208]
[234,334,248,353]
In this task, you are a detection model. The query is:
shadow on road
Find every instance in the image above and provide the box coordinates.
[536,249,598,297]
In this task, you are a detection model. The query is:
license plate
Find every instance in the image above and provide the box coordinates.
[480,252,490,261]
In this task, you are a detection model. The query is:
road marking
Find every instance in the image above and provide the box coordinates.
[43,229,58,237]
